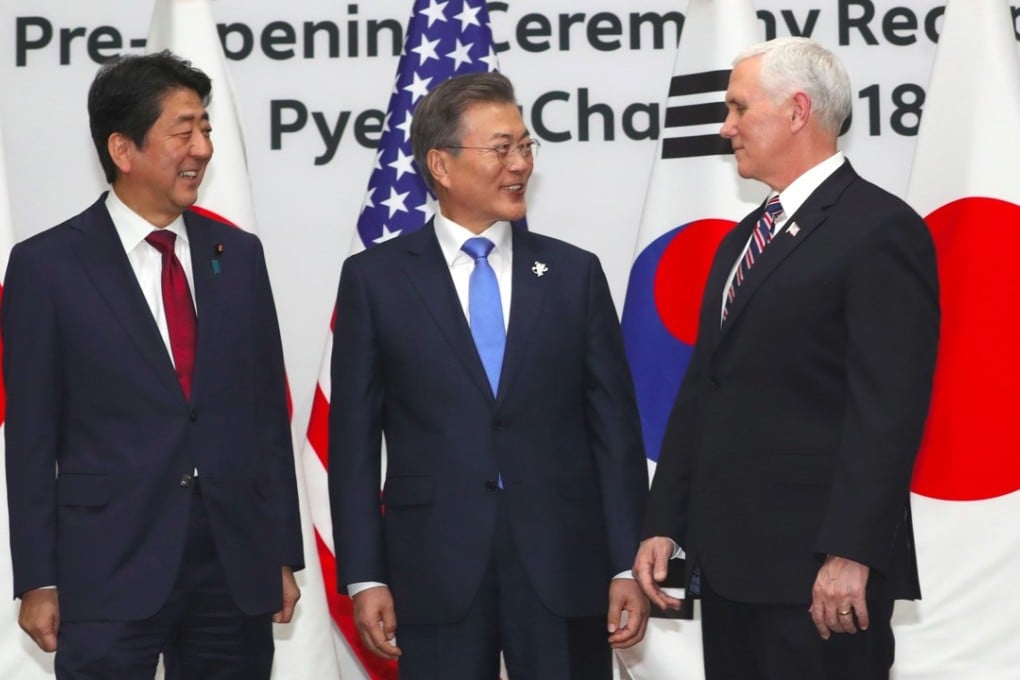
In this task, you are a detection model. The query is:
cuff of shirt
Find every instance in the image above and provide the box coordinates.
[347,581,388,597]
[670,539,686,560]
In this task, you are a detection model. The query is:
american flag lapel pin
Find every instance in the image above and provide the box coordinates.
[787,222,801,237]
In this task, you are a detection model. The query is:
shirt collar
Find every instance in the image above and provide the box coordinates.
[105,188,189,253]
[775,151,845,222]
[434,210,512,266]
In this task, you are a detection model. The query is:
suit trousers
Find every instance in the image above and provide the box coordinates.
[55,480,274,680]
[699,569,895,680]
[397,494,612,680]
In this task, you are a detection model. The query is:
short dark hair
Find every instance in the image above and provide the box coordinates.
[410,72,517,192]
[87,50,212,183]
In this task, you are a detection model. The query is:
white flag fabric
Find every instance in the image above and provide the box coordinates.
[146,2,343,678]
[617,1,759,678]
[895,1,1020,677]
[148,0,258,231]
[0,113,55,680]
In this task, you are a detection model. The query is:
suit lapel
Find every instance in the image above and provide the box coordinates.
[401,222,495,400]
[498,227,547,403]
[185,212,223,402]
[73,196,182,398]
[717,162,857,347]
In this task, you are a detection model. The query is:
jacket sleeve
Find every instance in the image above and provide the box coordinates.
[814,207,939,575]
[328,255,387,587]
[582,254,649,574]
[251,237,305,571]
[2,243,62,596]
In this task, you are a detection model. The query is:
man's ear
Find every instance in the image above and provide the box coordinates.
[790,91,812,133]
[107,132,134,175]
[427,148,450,189]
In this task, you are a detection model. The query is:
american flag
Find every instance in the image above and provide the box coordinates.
[300,1,500,677]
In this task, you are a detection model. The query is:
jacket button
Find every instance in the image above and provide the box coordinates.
[189,410,198,422]
[484,480,500,491]
[710,377,721,388]
[493,420,504,432]
[179,473,193,488]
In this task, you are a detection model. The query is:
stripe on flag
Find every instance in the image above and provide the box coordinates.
[298,2,504,677]
[661,70,732,159]
[616,1,760,678]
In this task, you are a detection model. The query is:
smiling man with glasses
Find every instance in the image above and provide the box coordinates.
[328,71,649,680]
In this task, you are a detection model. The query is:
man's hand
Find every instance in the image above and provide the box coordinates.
[809,555,870,639]
[273,567,301,624]
[352,586,401,660]
[607,578,650,649]
[19,588,59,652]
[632,537,683,611]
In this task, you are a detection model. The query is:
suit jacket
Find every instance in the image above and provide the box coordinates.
[2,195,304,622]
[328,221,647,625]
[643,161,939,605]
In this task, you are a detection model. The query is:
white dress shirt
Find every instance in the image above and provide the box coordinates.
[434,212,513,329]
[105,189,197,364]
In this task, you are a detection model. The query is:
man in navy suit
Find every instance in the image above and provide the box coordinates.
[328,72,649,679]
[2,51,303,679]
[633,38,939,679]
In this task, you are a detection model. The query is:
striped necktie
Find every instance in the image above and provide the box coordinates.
[722,195,783,324]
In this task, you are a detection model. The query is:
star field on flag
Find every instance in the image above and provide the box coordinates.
[355,0,499,249]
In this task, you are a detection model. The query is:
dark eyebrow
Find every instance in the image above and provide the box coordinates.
[487,129,532,143]
[174,112,211,124]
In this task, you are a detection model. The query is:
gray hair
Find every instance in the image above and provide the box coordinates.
[410,72,517,192]
[734,37,851,136]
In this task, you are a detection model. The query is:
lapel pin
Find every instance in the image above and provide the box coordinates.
[787,222,801,237]
[531,261,548,277]
[212,243,224,275]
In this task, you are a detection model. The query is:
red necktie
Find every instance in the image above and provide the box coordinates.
[146,230,197,399]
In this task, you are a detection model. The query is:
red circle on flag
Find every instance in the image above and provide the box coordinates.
[912,197,1020,500]
[654,218,734,345]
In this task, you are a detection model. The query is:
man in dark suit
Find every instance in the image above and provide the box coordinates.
[328,72,649,679]
[633,37,939,679]
[2,52,303,679]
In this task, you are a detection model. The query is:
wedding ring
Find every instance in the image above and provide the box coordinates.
[837,609,852,616]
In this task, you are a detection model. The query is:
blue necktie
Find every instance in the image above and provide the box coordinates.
[461,237,505,396]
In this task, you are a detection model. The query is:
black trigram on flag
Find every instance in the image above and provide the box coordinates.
[662,69,732,159]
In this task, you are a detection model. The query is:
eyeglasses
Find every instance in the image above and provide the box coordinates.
[442,139,540,166]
